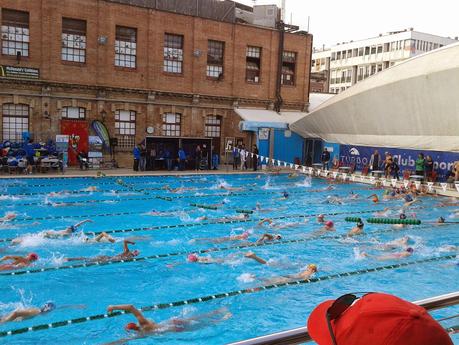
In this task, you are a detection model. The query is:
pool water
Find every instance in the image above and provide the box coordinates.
[0,173,458,344]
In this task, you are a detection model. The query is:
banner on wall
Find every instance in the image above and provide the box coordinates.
[339,144,459,179]
[61,120,89,166]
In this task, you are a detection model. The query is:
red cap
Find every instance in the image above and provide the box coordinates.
[307,293,453,345]
[325,221,334,227]
[27,253,38,261]
[125,322,139,331]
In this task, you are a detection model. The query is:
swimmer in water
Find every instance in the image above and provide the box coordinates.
[279,191,289,200]
[107,305,231,337]
[256,233,282,244]
[392,213,408,229]
[82,186,98,192]
[192,232,249,244]
[362,247,414,261]
[0,212,17,222]
[367,194,379,203]
[0,253,38,271]
[162,185,196,193]
[347,191,360,200]
[262,264,318,285]
[257,218,302,230]
[218,184,244,192]
[42,219,93,239]
[65,240,139,263]
[313,221,335,235]
[374,207,392,217]
[348,221,364,236]
[367,236,413,251]
[0,302,55,323]
[83,232,116,243]
[317,214,326,224]
[403,194,420,208]
[324,195,343,205]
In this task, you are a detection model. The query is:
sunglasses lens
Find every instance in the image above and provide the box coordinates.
[327,294,357,320]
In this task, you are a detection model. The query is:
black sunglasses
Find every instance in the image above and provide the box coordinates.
[325,292,374,345]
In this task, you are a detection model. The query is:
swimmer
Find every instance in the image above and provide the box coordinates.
[145,210,178,217]
[288,172,299,178]
[403,194,420,208]
[262,264,318,285]
[317,214,326,224]
[107,304,231,337]
[65,240,139,263]
[392,213,408,229]
[256,233,282,244]
[367,194,379,203]
[163,185,196,193]
[192,232,249,244]
[214,214,250,222]
[347,191,360,200]
[362,247,414,261]
[218,184,244,192]
[314,221,335,235]
[186,253,227,264]
[42,219,93,239]
[324,195,343,205]
[257,218,302,230]
[368,236,413,251]
[0,212,16,222]
[0,302,55,323]
[0,253,38,271]
[83,232,116,243]
[82,186,98,192]
[279,191,289,200]
[254,202,279,213]
[374,207,391,217]
[348,221,364,236]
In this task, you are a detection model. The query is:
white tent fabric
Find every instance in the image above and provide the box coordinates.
[290,42,459,152]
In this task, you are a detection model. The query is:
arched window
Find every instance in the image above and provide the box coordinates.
[2,103,29,142]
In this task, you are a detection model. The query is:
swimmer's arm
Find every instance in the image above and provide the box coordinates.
[107,305,152,328]
[1,308,41,322]
[0,255,22,262]
[73,219,93,228]
[367,194,377,199]
[123,240,135,254]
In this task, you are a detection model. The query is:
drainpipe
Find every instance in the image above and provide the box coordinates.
[274,21,285,113]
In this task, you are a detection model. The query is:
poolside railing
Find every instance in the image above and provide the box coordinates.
[227,291,459,345]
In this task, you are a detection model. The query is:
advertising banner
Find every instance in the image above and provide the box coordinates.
[0,65,39,79]
[339,144,459,180]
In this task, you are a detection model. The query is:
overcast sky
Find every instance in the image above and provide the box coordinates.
[237,0,459,48]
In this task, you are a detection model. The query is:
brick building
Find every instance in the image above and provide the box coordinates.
[0,0,312,168]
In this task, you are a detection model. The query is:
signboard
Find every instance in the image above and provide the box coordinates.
[0,65,39,79]
[55,135,69,153]
[225,137,234,152]
[339,144,459,180]
[88,136,104,165]
[258,128,269,140]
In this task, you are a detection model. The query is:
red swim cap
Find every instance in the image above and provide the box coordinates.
[125,322,139,331]
[325,221,334,227]
[27,253,38,261]
[187,254,198,262]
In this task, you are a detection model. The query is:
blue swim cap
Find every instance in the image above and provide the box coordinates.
[405,194,413,202]
[283,191,289,197]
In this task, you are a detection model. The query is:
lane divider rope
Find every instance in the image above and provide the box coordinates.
[0,254,455,337]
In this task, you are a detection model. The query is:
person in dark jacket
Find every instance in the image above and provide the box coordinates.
[321,148,330,170]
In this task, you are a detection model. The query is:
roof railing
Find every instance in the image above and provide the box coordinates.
[227,291,459,345]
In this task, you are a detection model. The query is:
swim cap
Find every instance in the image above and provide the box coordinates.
[274,234,282,240]
[399,213,407,220]
[325,221,334,227]
[405,194,413,202]
[27,253,38,261]
[283,191,289,197]
[69,225,76,233]
[318,214,325,219]
[41,302,56,313]
[308,264,318,272]
[438,217,445,223]
[357,221,364,228]
[125,322,140,331]
[406,247,414,253]
[132,250,140,257]
[241,232,249,239]
[187,253,198,262]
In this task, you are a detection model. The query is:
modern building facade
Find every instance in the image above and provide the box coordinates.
[312,29,457,94]
[310,48,330,93]
[0,0,312,167]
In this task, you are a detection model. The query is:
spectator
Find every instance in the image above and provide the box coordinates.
[211,146,219,170]
[415,153,425,177]
[232,146,240,170]
[308,292,453,345]
[454,161,459,182]
[195,145,202,171]
[24,139,35,174]
[240,144,247,170]
[252,144,259,171]
[139,144,147,171]
[148,147,156,170]
[384,152,393,178]
[391,158,400,180]
[425,155,434,181]
[445,165,455,185]
[321,148,330,170]
[178,147,186,171]
[369,149,380,171]
[164,149,172,171]
[305,154,313,167]
[132,145,140,171]
[77,151,89,170]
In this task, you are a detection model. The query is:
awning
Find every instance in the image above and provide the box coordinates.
[235,108,288,130]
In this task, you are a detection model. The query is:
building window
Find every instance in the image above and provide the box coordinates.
[1,9,29,57]
[114,110,136,148]
[370,64,376,75]
[61,106,85,119]
[364,46,370,55]
[357,66,364,81]
[163,33,183,74]
[358,47,364,56]
[384,43,390,52]
[370,46,376,54]
[352,48,358,57]
[281,51,296,86]
[346,69,352,83]
[377,64,382,72]
[246,46,261,83]
[61,18,86,63]
[331,52,336,61]
[342,51,346,59]
[377,45,383,54]
[384,61,390,69]
[162,113,181,136]
[207,40,224,79]
[115,26,136,68]
[205,115,221,138]
[2,103,29,142]
[340,70,345,83]
[336,51,341,60]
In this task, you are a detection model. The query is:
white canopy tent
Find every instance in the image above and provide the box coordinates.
[290,42,459,152]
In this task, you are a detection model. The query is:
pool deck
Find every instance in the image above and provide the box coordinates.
[1,165,458,198]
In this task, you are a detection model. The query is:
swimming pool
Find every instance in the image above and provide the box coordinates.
[0,173,458,344]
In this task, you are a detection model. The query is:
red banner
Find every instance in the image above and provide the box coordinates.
[60,120,89,165]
